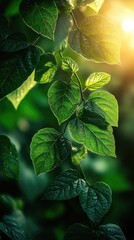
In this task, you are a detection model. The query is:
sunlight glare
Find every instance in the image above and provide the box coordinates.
[122,17,134,33]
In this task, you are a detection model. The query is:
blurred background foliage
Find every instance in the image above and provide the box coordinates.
[0,0,134,239]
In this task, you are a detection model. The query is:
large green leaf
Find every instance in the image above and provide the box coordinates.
[64,223,91,240]
[48,80,81,124]
[19,0,58,39]
[0,15,8,42]
[0,135,19,179]
[0,33,29,52]
[35,54,57,84]
[69,15,121,64]
[0,46,40,100]
[30,128,71,174]
[69,118,116,157]
[89,91,118,127]
[97,224,126,240]
[44,169,86,200]
[8,71,36,109]
[79,182,112,225]
[0,210,26,240]
[85,72,111,91]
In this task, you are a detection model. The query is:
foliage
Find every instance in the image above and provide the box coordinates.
[0,0,126,239]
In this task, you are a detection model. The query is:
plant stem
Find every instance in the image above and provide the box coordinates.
[74,72,84,102]
[82,87,87,93]
[70,11,80,31]
[31,35,41,46]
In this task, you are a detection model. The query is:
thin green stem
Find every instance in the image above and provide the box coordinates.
[31,35,41,46]
[70,11,80,32]
[82,87,87,93]
[74,72,84,103]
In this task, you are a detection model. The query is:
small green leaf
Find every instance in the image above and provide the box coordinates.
[43,169,86,200]
[48,80,81,124]
[8,71,36,109]
[85,72,111,91]
[69,118,116,157]
[64,223,91,240]
[0,135,19,179]
[89,0,104,12]
[72,145,87,165]
[0,33,29,52]
[30,128,71,175]
[79,182,112,225]
[0,15,8,42]
[97,224,126,240]
[55,0,76,13]
[35,54,57,84]
[0,46,40,100]
[89,91,118,127]
[69,15,121,64]
[61,57,79,74]
[19,0,58,40]
[0,210,26,240]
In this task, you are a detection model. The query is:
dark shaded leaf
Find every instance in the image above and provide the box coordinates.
[0,135,19,179]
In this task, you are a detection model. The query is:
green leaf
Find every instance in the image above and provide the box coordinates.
[0,210,26,240]
[88,0,104,12]
[69,15,121,64]
[0,195,18,217]
[0,33,29,52]
[89,91,118,127]
[19,0,58,40]
[77,0,95,6]
[79,182,112,225]
[78,101,109,129]
[8,71,36,109]
[69,118,116,157]
[43,169,86,200]
[64,223,91,240]
[48,80,81,124]
[61,57,79,73]
[35,54,57,84]
[0,46,40,100]
[85,72,111,91]
[97,224,126,240]
[0,15,8,42]
[30,128,71,175]
[72,145,87,165]
[0,135,19,179]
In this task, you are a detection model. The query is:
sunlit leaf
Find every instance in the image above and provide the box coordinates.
[69,118,116,157]
[35,54,57,84]
[77,0,95,6]
[44,169,86,200]
[8,71,36,109]
[69,15,121,64]
[19,0,58,39]
[79,182,112,225]
[48,80,81,124]
[88,0,104,12]
[61,57,79,73]
[30,128,71,174]
[89,91,118,126]
[85,72,111,91]
[0,135,19,179]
